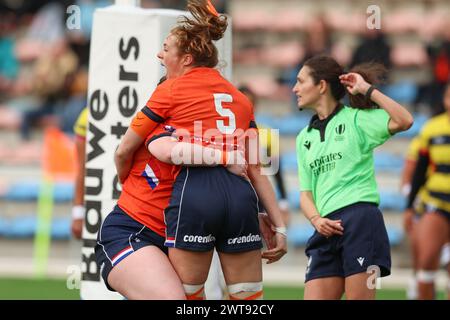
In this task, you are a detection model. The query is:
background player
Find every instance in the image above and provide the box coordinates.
[406,82,450,300]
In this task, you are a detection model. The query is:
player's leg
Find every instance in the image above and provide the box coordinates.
[95,205,185,299]
[344,272,376,300]
[407,215,420,299]
[212,171,265,300]
[304,277,345,300]
[169,248,215,300]
[108,246,185,299]
[217,250,263,300]
[416,211,449,299]
[163,167,225,300]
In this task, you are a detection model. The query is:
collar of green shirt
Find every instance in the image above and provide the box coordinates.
[307,103,344,142]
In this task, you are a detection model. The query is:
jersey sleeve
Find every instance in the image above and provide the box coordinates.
[145,80,173,120]
[73,108,88,139]
[355,108,392,151]
[296,132,312,191]
[130,81,173,139]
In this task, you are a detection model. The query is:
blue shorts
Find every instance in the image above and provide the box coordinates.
[305,202,391,282]
[95,205,167,291]
[164,166,263,253]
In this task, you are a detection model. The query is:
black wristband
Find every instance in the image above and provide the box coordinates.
[365,85,377,103]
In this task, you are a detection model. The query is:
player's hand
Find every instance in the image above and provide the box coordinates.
[262,233,287,264]
[71,218,83,239]
[339,72,371,96]
[312,217,344,237]
[403,208,415,235]
[225,149,248,178]
[258,213,275,249]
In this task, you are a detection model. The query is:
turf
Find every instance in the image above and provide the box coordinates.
[0,278,446,300]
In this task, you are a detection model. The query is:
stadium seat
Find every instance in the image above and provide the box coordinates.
[3,181,74,202]
[287,223,314,247]
[287,190,300,210]
[379,191,405,211]
[53,182,75,203]
[391,44,428,67]
[4,181,40,201]
[269,9,311,32]
[261,41,305,68]
[51,217,71,240]
[232,10,271,31]
[3,215,71,239]
[277,114,310,135]
[374,152,403,173]
[281,151,298,172]
[4,215,37,238]
[386,225,404,247]
[0,216,8,237]
[255,113,278,128]
[383,82,418,105]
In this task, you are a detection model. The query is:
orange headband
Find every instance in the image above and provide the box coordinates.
[206,0,219,17]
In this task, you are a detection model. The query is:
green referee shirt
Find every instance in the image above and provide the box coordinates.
[296,104,392,217]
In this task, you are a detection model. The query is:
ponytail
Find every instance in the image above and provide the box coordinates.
[348,62,386,109]
[304,55,387,109]
[171,0,228,68]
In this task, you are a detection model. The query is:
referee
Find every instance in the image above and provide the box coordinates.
[294,55,413,300]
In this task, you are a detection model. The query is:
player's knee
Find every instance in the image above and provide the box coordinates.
[417,270,437,284]
[227,282,263,300]
[184,284,205,300]
[418,251,440,270]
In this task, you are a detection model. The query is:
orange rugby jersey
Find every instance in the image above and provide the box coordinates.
[132,67,256,148]
[125,67,257,233]
[117,125,176,237]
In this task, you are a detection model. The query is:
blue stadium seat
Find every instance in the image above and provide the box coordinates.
[256,113,310,135]
[51,217,71,240]
[386,226,404,246]
[374,152,403,172]
[384,81,417,105]
[281,151,298,171]
[53,183,74,203]
[287,223,314,247]
[3,215,71,239]
[3,181,74,202]
[4,215,37,238]
[4,181,40,201]
[255,113,277,128]
[277,115,310,135]
[379,191,405,211]
[0,216,8,237]
[288,190,300,209]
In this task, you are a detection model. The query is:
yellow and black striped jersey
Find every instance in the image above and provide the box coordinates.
[417,113,450,212]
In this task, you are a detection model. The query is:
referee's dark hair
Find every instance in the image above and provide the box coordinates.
[304,55,386,109]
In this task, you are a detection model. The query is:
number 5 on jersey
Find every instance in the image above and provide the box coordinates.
[214,93,236,134]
